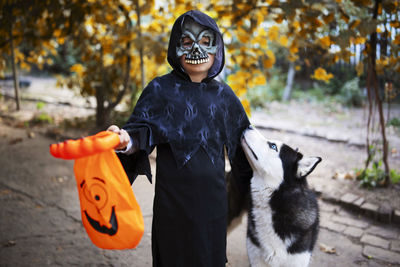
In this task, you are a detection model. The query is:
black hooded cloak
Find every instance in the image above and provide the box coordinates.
[118,10,252,267]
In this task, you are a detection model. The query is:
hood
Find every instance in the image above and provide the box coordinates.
[167,10,225,82]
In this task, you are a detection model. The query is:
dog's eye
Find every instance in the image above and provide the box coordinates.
[268,142,278,152]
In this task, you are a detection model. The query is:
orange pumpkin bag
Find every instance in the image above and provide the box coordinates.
[50,131,144,249]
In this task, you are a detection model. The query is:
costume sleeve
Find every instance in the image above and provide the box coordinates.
[227,142,252,226]
[224,83,253,199]
[230,143,252,195]
[115,137,136,155]
[117,79,165,184]
[117,125,155,184]
[223,83,250,162]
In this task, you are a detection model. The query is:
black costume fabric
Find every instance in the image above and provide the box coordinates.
[117,10,252,267]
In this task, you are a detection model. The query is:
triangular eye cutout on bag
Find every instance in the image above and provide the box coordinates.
[50,131,144,250]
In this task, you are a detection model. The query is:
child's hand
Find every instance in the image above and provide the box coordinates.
[107,125,130,150]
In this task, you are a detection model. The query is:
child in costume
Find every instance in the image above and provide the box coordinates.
[108,10,252,267]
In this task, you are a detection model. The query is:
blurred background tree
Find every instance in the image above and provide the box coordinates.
[0,0,399,184]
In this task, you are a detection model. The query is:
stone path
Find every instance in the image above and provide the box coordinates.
[318,201,400,266]
[228,198,400,267]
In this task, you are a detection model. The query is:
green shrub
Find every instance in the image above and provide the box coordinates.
[292,84,333,103]
[246,85,270,108]
[36,101,46,110]
[31,112,53,125]
[356,161,400,188]
[336,77,365,107]
[390,169,400,184]
[246,68,286,108]
[356,161,386,188]
[387,117,400,128]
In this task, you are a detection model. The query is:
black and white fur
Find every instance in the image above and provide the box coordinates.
[228,127,321,267]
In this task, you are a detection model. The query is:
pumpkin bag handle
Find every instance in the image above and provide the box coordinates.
[50,131,120,159]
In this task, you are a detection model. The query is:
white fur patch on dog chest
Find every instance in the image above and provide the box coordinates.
[248,183,312,267]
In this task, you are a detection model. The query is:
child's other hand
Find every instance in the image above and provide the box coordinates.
[107,125,130,150]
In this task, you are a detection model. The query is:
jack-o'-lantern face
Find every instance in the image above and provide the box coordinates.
[72,149,144,249]
[80,177,117,236]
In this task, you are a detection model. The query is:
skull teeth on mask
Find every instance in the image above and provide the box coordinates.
[185,57,210,65]
[176,18,218,65]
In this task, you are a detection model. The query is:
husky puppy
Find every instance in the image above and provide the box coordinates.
[236,127,321,267]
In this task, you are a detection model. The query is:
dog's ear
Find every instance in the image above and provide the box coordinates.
[297,157,321,178]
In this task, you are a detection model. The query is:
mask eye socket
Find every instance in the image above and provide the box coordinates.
[268,142,278,152]
[181,36,194,49]
[199,36,210,47]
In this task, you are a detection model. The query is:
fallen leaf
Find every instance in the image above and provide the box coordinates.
[344,172,354,179]
[15,122,26,129]
[4,240,16,247]
[319,243,336,254]
[0,189,11,196]
[9,138,23,145]
[27,131,35,138]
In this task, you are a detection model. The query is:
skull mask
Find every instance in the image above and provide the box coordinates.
[176,17,218,65]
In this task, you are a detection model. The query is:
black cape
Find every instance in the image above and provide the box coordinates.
[118,10,252,267]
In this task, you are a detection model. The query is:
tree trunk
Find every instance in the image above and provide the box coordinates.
[135,1,145,90]
[373,0,389,185]
[95,85,111,131]
[364,63,374,170]
[364,0,390,185]
[93,7,133,130]
[282,62,295,101]
[9,21,21,111]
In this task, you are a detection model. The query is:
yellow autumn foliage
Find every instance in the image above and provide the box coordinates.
[323,13,334,24]
[292,21,301,31]
[267,25,279,42]
[237,27,249,43]
[351,36,367,45]
[103,54,114,67]
[70,64,86,75]
[356,62,364,76]
[350,20,361,29]
[253,75,267,86]
[227,70,250,97]
[263,50,276,69]
[279,36,288,47]
[311,67,334,83]
[289,44,298,54]
[394,35,400,45]
[376,57,389,75]
[2,0,400,122]
[319,36,331,48]
[241,99,251,117]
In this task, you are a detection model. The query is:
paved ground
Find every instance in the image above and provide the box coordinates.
[0,122,399,266]
[1,77,400,266]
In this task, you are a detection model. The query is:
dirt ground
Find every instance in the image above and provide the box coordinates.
[252,100,400,210]
[1,77,399,210]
